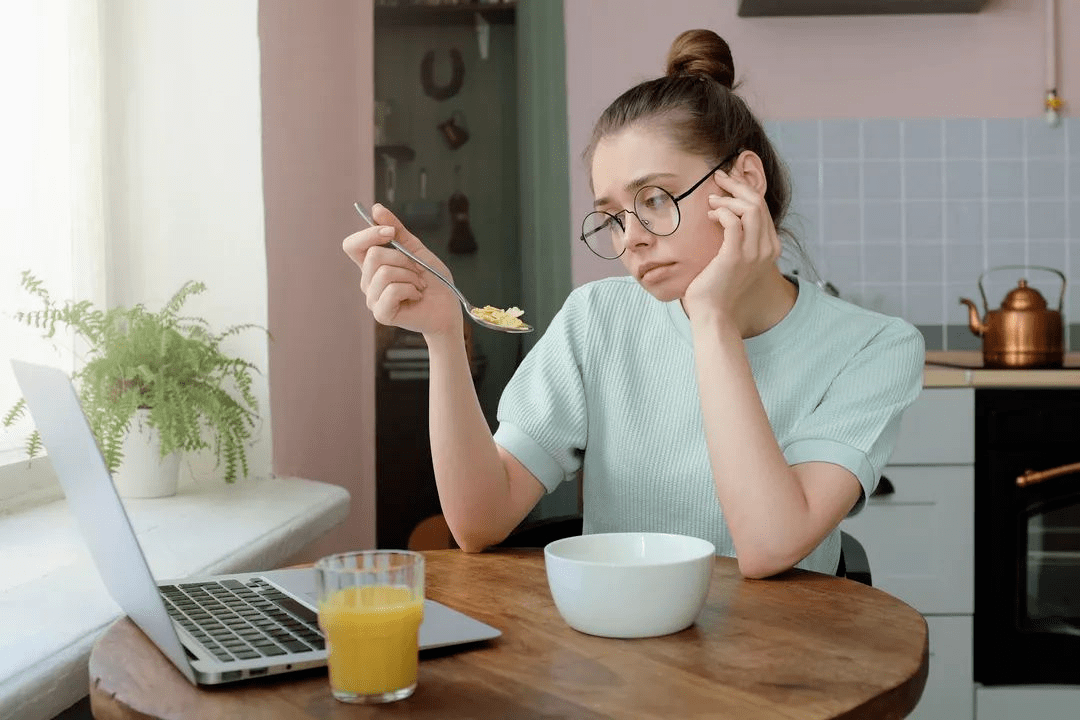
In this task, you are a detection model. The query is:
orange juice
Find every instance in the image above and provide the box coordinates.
[318,585,424,697]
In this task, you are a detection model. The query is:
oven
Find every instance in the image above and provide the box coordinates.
[974,388,1080,685]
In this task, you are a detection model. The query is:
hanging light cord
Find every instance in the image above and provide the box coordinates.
[1044,0,1065,126]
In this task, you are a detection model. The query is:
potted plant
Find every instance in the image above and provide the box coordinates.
[3,271,267,497]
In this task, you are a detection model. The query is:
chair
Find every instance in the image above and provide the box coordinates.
[497,514,873,586]
[837,530,872,586]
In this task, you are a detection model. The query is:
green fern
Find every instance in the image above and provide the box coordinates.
[4,271,267,483]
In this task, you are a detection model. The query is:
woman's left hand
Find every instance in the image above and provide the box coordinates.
[683,167,781,324]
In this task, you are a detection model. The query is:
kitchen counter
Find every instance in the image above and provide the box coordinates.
[924,351,1080,388]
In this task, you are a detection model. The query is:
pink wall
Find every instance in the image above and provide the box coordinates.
[564,0,1080,285]
[254,0,1076,556]
[259,0,377,559]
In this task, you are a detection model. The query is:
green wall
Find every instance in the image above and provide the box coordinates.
[517,0,572,355]
[374,1,574,518]
[374,21,522,428]
[516,0,576,518]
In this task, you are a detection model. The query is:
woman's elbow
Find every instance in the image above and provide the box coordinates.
[736,548,800,579]
[738,559,790,579]
[456,538,492,554]
[447,523,500,554]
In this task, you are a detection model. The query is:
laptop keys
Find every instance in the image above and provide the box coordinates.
[160,579,324,662]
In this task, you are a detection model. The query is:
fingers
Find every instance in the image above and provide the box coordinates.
[343,224,396,267]
[359,245,425,294]
[363,262,427,326]
[364,263,426,301]
[708,194,781,262]
[343,202,423,259]
[712,168,760,204]
[369,279,424,327]
[371,203,425,254]
[708,205,743,246]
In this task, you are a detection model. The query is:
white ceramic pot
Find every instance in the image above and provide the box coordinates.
[112,409,180,498]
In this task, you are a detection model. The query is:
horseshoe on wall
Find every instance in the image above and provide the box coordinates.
[421,49,465,101]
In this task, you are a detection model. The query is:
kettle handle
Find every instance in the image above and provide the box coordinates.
[977,265,1066,313]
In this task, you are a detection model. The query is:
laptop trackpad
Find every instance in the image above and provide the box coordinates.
[264,567,501,651]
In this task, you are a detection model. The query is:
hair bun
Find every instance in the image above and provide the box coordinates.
[665,29,735,90]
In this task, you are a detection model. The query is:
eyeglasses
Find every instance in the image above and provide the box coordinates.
[580,151,740,260]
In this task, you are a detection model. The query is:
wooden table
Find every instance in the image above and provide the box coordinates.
[89,549,928,719]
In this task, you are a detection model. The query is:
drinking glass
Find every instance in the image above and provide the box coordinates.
[315,550,425,704]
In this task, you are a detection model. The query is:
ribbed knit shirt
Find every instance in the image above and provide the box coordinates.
[493,275,925,575]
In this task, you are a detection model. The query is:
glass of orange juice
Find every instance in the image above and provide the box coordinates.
[315,550,425,704]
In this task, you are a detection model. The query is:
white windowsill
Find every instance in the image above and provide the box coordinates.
[0,474,351,720]
[0,455,64,516]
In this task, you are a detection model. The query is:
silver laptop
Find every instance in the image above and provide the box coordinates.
[11,359,500,685]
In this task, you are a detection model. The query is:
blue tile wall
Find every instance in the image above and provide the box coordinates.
[769,117,1080,350]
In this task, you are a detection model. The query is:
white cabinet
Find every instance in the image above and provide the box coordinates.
[842,465,973,614]
[840,387,975,719]
[842,387,975,614]
[976,686,1080,720]
[908,617,974,720]
[889,388,974,466]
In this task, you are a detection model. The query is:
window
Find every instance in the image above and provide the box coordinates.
[0,1,105,467]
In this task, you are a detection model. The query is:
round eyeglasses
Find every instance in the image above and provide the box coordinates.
[580,152,740,260]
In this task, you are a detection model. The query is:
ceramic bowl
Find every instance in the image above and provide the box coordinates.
[543,532,716,638]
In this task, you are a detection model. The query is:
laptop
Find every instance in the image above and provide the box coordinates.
[10,359,501,685]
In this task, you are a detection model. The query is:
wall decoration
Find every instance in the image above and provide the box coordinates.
[421,48,465,101]
[438,110,470,149]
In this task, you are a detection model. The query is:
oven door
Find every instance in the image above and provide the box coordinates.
[978,463,1080,685]
[1019,465,1080,650]
[975,388,1080,686]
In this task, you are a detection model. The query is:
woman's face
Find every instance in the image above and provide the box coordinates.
[590,125,724,302]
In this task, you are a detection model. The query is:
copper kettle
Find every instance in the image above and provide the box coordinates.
[959,265,1066,369]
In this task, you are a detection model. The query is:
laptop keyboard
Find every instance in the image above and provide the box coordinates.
[160,578,325,663]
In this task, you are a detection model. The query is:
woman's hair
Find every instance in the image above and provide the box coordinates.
[585,29,814,275]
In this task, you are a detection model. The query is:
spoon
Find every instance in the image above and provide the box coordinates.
[353,202,533,334]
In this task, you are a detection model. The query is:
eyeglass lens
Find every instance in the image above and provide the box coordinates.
[581,187,680,259]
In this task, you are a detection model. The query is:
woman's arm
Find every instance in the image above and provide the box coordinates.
[424,331,545,552]
[683,159,863,578]
[343,204,544,551]
[689,314,862,579]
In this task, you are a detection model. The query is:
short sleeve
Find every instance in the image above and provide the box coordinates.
[782,319,925,515]
[493,293,589,494]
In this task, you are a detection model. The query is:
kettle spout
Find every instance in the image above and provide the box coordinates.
[959,298,985,336]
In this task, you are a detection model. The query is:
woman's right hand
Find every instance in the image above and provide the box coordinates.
[342,203,463,338]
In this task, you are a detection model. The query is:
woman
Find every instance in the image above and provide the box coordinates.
[343,29,924,578]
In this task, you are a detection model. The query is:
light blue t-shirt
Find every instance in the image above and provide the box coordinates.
[493,275,925,574]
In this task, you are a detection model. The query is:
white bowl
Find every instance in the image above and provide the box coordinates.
[543,532,716,638]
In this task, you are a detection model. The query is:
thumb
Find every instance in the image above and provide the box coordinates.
[371,203,425,253]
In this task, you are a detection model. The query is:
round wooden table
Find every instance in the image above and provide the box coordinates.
[89,549,928,719]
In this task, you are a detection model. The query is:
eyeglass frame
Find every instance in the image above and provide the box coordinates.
[580,150,742,260]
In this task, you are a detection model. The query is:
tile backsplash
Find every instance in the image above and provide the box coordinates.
[766,117,1080,350]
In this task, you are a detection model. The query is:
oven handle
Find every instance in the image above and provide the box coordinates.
[1016,462,1080,488]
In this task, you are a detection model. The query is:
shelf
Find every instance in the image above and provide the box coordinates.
[737,0,986,15]
[375,144,416,162]
[374,1,515,27]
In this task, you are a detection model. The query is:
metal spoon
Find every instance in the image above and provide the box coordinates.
[353,202,533,334]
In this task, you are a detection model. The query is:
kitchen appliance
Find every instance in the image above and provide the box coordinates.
[959,265,1066,369]
[974,388,1080,685]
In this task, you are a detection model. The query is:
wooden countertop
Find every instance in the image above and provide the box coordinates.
[924,351,1080,387]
